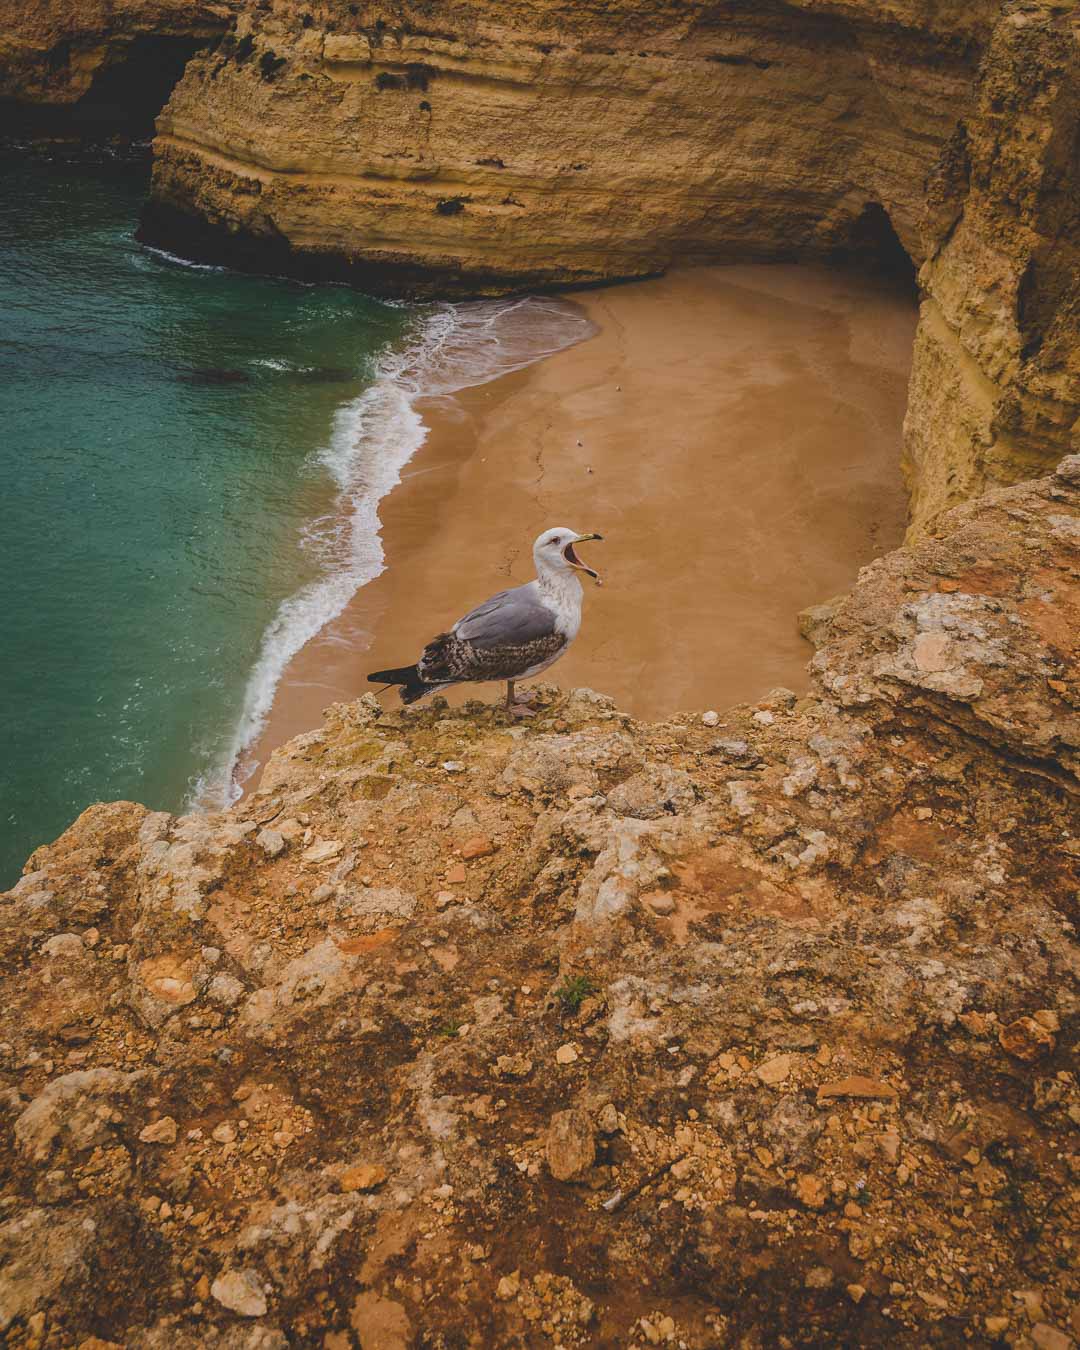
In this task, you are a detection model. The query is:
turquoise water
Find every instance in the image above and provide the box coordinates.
[0,153,410,886]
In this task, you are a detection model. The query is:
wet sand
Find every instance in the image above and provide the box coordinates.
[246,264,916,774]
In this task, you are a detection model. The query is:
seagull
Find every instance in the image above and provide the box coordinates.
[368,527,603,715]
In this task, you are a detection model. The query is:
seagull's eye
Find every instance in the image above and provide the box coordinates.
[551,536,561,546]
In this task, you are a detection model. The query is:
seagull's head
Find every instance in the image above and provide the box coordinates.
[534,527,603,586]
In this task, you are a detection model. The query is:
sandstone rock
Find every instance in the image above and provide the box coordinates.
[139,1117,178,1145]
[496,1272,520,1300]
[494,1054,533,1079]
[555,1044,580,1066]
[795,1174,827,1209]
[0,1208,96,1333]
[15,1070,146,1164]
[301,839,343,865]
[42,933,86,960]
[207,972,246,1007]
[816,1076,898,1104]
[546,1109,595,1182]
[340,1164,388,1193]
[256,829,286,858]
[597,1103,620,1134]
[998,1017,1056,1062]
[644,892,676,917]
[798,595,847,648]
[1031,1325,1072,1350]
[349,1291,412,1349]
[211,1268,268,1318]
[756,1055,793,1086]
[607,767,696,819]
[709,739,762,768]
[805,1266,834,1289]
[459,836,494,860]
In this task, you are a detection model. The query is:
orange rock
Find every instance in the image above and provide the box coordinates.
[938,579,962,592]
[459,836,495,860]
[816,1075,899,1104]
[795,1173,826,1209]
[340,1163,388,1193]
[998,1016,1055,1061]
[445,863,467,885]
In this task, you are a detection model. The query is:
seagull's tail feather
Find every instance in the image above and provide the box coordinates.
[367,664,429,705]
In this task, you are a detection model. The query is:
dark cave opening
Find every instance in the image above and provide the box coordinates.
[841,201,918,289]
[2,35,213,141]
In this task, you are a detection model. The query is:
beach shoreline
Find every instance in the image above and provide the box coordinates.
[242,264,916,787]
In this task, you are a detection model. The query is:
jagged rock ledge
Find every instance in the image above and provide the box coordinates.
[2,460,1078,1347]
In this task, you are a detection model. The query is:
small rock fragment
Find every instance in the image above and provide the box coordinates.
[555,1043,580,1065]
[496,1272,520,1300]
[139,1117,178,1145]
[756,1054,792,1086]
[999,1016,1055,1061]
[1031,1326,1072,1350]
[816,1075,898,1104]
[494,1054,533,1079]
[795,1174,826,1209]
[805,1266,834,1290]
[340,1163,388,1193]
[256,828,286,858]
[211,1267,267,1318]
[701,710,720,727]
[302,839,343,865]
[597,1103,620,1134]
[459,836,495,860]
[546,1108,595,1181]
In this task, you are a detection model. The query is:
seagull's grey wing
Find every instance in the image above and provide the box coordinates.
[453,584,557,650]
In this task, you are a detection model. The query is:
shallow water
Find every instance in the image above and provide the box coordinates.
[0,154,412,886]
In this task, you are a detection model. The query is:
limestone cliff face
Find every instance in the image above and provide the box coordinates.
[141,0,999,292]
[0,0,230,135]
[904,3,1080,530]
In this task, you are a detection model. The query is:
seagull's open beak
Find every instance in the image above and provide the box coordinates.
[564,532,604,586]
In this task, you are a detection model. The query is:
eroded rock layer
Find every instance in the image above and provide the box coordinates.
[905,3,1080,530]
[2,459,1078,1346]
[142,0,997,293]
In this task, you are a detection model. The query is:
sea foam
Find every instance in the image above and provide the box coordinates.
[193,294,594,808]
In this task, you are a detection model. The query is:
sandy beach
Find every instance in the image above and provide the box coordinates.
[245,264,915,775]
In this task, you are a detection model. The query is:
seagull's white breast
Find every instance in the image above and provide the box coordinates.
[538,573,584,642]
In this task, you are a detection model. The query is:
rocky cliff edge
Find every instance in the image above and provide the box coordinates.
[2,459,1078,1348]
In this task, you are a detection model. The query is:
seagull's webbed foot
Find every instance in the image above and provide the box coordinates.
[504,680,538,719]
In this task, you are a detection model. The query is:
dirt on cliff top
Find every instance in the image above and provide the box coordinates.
[1,460,1078,1348]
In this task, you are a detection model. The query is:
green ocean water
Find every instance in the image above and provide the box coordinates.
[0,153,409,886]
